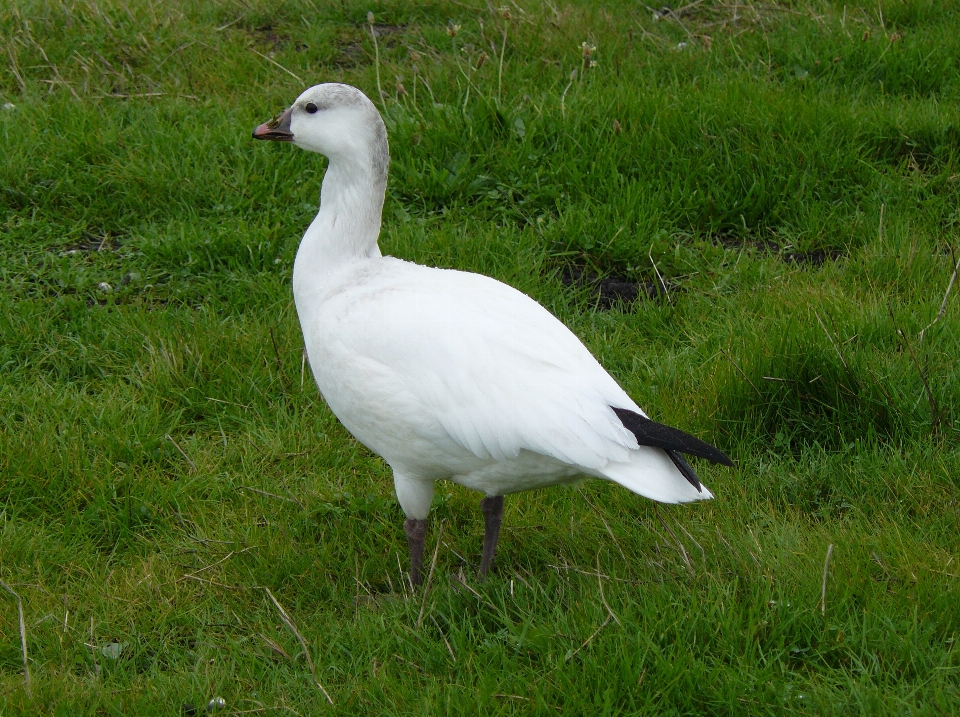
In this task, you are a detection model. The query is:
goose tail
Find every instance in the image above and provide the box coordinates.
[600,446,715,503]
[598,407,731,504]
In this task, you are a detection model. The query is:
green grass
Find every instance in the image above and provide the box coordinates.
[2,0,959,713]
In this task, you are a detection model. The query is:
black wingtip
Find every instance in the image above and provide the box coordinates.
[667,450,702,492]
[611,406,734,467]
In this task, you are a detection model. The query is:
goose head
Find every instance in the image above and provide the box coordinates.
[253,83,388,177]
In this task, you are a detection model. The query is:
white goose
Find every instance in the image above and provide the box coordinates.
[253,84,732,585]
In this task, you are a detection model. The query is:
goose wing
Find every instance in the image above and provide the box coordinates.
[317,261,636,467]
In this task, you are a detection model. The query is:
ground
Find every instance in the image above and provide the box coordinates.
[1,1,959,714]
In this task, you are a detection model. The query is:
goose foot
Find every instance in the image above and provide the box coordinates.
[479,495,505,579]
[404,518,428,587]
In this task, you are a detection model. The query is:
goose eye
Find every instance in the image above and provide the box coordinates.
[305,102,318,114]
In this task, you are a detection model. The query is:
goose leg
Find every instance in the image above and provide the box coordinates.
[479,495,505,578]
[404,518,428,587]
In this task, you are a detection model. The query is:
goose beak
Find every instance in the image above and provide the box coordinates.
[253,107,294,141]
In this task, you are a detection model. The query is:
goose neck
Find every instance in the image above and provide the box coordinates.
[293,157,385,292]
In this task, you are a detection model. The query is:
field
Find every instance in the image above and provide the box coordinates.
[2,0,959,713]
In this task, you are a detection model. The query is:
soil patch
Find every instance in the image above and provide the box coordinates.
[560,265,668,309]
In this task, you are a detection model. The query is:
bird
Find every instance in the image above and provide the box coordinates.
[253,83,733,586]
